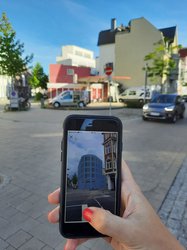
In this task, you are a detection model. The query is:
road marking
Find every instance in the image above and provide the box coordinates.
[82,204,88,221]
[94,199,103,208]
[95,195,110,198]
[31,132,63,138]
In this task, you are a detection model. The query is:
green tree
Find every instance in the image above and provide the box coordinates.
[0,12,33,79]
[71,173,78,188]
[29,62,48,89]
[144,39,181,89]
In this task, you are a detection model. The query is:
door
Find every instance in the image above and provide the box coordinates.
[59,92,73,106]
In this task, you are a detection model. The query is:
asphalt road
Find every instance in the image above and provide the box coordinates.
[65,189,115,221]
[0,103,187,249]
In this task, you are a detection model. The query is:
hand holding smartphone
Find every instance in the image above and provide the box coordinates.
[59,115,122,238]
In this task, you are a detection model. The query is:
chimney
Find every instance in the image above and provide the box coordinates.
[111,18,116,30]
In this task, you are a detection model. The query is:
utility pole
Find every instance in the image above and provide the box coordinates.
[108,75,112,115]
[104,64,113,115]
[144,63,148,104]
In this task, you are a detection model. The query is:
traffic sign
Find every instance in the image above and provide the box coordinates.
[105,67,113,76]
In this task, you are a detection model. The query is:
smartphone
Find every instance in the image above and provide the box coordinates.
[59,114,123,238]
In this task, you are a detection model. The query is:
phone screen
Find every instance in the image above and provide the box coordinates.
[65,130,118,223]
[60,115,122,238]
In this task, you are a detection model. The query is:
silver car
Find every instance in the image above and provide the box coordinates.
[142,94,185,123]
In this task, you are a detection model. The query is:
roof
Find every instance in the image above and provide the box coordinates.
[159,26,176,43]
[97,29,119,46]
[179,48,187,58]
[98,19,177,47]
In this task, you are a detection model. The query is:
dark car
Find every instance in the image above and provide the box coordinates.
[182,95,187,102]
[142,94,185,123]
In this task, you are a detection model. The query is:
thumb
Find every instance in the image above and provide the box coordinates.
[82,207,126,240]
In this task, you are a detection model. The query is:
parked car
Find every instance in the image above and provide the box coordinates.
[142,94,185,123]
[50,90,90,108]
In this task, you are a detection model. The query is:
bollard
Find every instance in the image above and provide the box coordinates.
[40,97,44,108]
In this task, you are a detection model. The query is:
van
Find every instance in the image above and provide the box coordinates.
[118,87,152,107]
[51,90,90,108]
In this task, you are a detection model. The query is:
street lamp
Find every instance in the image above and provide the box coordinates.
[144,63,148,104]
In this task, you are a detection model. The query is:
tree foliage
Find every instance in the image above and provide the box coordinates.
[144,39,181,84]
[0,12,33,78]
[28,63,48,89]
[72,173,78,185]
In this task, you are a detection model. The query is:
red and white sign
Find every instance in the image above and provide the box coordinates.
[104,67,113,76]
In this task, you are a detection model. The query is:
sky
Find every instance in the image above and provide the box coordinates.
[67,131,104,177]
[1,0,187,74]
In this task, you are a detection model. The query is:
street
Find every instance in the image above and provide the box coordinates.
[65,189,115,222]
[0,104,187,249]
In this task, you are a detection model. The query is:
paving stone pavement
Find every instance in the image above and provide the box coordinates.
[0,104,187,250]
[158,157,187,249]
[1,160,186,250]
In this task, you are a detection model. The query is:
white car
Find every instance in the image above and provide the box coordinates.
[51,90,89,108]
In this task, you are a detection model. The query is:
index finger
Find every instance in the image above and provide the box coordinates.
[48,188,60,204]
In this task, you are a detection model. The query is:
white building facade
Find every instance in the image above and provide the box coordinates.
[97,44,115,76]
[97,18,179,91]
[0,75,11,99]
[178,48,187,96]
[56,45,96,69]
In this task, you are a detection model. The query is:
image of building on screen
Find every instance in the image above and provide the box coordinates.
[78,154,107,190]
[103,133,117,190]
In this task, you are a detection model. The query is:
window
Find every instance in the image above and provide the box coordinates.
[106,144,111,154]
[84,161,87,166]
[63,93,72,99]
[84,53,91,59]
[67,69,74,75]
[129,91,136,95]
[106,161,112,170]
[75,50,83,56]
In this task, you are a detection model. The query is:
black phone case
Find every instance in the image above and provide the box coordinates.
[59,114,122,238]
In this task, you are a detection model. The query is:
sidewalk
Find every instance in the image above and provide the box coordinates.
[0,99,128,111]
[0,100,186,249]
[158,157,187,247]
[86,101,125,109]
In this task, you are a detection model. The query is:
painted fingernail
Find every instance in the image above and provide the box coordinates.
[83,208,93,222]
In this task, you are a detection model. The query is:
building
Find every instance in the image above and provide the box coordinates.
[56,45,96,69]
[78,154,106,190]
[49,44,126,101]
[0,75,11,99]
[178,48,187,96]
[97,18,117,77]
[48,45,97,98]
[102,133,117,190]
[97,17,179,90]
[48,64,90,98]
